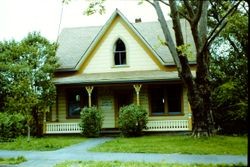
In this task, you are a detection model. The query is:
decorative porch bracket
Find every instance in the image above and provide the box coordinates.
[133,84,142,105]
[85,86,94,107]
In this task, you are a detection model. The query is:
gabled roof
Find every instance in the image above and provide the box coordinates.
[56,9,195,71]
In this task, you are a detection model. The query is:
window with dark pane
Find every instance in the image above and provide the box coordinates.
[167,85,182,114]
[150,87,165,115]
[114,39,126,65]
[67,89,88,118]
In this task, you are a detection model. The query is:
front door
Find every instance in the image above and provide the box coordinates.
[115,91,133,127]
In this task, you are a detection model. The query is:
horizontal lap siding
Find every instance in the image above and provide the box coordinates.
[57,87,67,122]
[140,86,149,113]
[83,19,160,74]
[98,88,115,128]
[53,85,190,127]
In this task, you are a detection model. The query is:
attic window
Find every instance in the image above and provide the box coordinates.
[114,39,126,65]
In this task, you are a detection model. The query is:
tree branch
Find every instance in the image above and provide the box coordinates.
[179,11,191,22]
[183,0,194,18]
[193,1,203,25]
[205,21,228,50]
[169,0,184,46]
[159,0,169,6]
[202,1,241,51]
[227,36,241,55]
[145,0,154,6]
[153,0,182,72]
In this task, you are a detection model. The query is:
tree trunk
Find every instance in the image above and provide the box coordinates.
[32,107,43,137]
[152,0,215,137]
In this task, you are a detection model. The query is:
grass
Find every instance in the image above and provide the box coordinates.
[0,156,26,165]
[90,135,247,155]
[55,160,246,167]
[0,135,87,151]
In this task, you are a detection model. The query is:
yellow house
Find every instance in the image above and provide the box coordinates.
[44,9,195,134]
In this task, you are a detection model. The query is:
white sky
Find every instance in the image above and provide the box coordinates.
[0,0,170,42]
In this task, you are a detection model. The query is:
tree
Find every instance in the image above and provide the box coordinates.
[0,32,59,136]
[142,0,244,137]
[66,0,244,136]
[209,1,248,134]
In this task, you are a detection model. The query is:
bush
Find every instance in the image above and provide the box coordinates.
[118,104,148,137]
[79,106,103,137]
[0,112,27,141]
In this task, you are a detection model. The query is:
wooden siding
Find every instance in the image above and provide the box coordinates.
[50,85,190,128]
[98,87,115,128]
[82,17,161,74]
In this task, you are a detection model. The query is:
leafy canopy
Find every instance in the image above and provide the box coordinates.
[0,32,59,115]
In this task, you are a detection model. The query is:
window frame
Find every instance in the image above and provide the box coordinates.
[149,84,183,116]
[113,39,127,66]
[66,89,88,119]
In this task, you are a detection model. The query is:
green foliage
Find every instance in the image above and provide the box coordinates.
[118,104,148,137]
[0,156,27,165]
[176,44,195,61]
[209,2,248,134]
[0,32,59,136]
[83,0,106,16]
[80,106,104,137]
[0,112,27,142]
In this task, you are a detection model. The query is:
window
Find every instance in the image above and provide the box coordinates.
[67,90,88,118]
[167,85,182,114]
[67,89,97,118]
[150,88,165,115]
[150,85,182,116]
[114,39,126,65]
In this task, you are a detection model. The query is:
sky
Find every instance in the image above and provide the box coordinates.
[0,0,170,42]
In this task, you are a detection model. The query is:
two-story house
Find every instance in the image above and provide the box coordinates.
[44,9,196,134]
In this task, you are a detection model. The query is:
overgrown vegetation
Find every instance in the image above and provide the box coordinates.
[209,1,248,135]
[0,112,27,142]
[55,160,246,167]
[0,156,26,165]
[0,32,58,139]
[0,136,86,151]
[80,106,104,137]
[118,104,148,137]
[90,135,247,155]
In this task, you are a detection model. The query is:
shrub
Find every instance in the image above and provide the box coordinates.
[118,104,148,137]
[79,106,103,137]
[0,112,27,141]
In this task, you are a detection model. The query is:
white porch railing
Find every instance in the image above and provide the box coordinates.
[44,120,189,134]
[45,122,81,134]
[145,120,189,131]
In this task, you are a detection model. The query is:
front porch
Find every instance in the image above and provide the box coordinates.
[44,120,190,134]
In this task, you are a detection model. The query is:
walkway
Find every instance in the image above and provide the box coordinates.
[0,138,247,167]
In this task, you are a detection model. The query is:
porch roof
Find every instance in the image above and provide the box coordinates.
[53,70,190,85]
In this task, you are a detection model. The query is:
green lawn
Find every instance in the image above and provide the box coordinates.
[0,136,87,151]
[55,160,246,167]
[90,135,247,155]
[0,156,26,165]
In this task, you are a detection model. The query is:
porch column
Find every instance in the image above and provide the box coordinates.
[85,86,94,107]
[133,84,142,105]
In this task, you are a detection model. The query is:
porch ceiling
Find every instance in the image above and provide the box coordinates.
[54,70,196,85]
